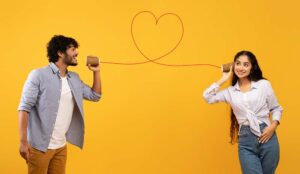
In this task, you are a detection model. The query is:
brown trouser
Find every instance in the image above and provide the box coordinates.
[27,145,67,174]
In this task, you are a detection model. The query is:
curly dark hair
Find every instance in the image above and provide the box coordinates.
[47,35,79,63]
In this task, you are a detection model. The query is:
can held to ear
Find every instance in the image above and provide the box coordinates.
[221,62,233,72]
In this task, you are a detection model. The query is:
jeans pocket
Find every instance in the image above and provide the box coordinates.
[238,127,252,139]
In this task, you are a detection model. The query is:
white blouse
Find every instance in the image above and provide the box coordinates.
[203,79,283,136]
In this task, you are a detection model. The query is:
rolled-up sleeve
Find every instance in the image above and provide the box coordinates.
[18,69,40,113]
[265,81,283,123]
[82,81,101,102]
[203,82,229,104]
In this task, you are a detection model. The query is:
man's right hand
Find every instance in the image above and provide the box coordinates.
[19,141,31,162]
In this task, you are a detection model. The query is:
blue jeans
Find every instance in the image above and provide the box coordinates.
[238,123,280,174]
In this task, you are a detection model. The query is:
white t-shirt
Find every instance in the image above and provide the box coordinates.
[48,76,75,149]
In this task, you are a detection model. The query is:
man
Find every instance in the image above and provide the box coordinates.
[18,35,102,174]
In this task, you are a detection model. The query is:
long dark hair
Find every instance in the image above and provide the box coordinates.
[229,50,265,144]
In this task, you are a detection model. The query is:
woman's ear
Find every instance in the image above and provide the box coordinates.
[253,64,258,71]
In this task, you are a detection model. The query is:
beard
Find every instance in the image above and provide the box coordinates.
[63,55,78,66]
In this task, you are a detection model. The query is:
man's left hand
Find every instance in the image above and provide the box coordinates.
[87,64,100,72]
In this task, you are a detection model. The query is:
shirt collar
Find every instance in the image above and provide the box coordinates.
[233,81,258,91]
[49,62,71,78]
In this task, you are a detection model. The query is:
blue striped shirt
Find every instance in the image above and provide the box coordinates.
[18,62,101,152]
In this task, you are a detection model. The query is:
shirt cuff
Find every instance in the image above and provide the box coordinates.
[17,105,31,113]
[272,111,282,123]
[208,82,220,94]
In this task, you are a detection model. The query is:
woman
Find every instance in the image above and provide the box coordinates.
[203,50,283,174]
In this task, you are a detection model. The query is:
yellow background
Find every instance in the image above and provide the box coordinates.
[0,0,299,173]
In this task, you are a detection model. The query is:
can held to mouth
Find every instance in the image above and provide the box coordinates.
[86,56,99,66]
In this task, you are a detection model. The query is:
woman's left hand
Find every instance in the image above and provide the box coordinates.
[258,121,279,143]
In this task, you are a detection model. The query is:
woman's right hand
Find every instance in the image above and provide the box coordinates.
[222,65,233,80]
[217,65,233,85]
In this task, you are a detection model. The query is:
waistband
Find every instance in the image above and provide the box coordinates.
[240,122,267,130]
[240,119,263,126]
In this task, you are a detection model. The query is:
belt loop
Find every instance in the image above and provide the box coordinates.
[238,124,242,135]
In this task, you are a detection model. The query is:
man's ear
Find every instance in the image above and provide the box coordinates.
[57,51,64,58]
